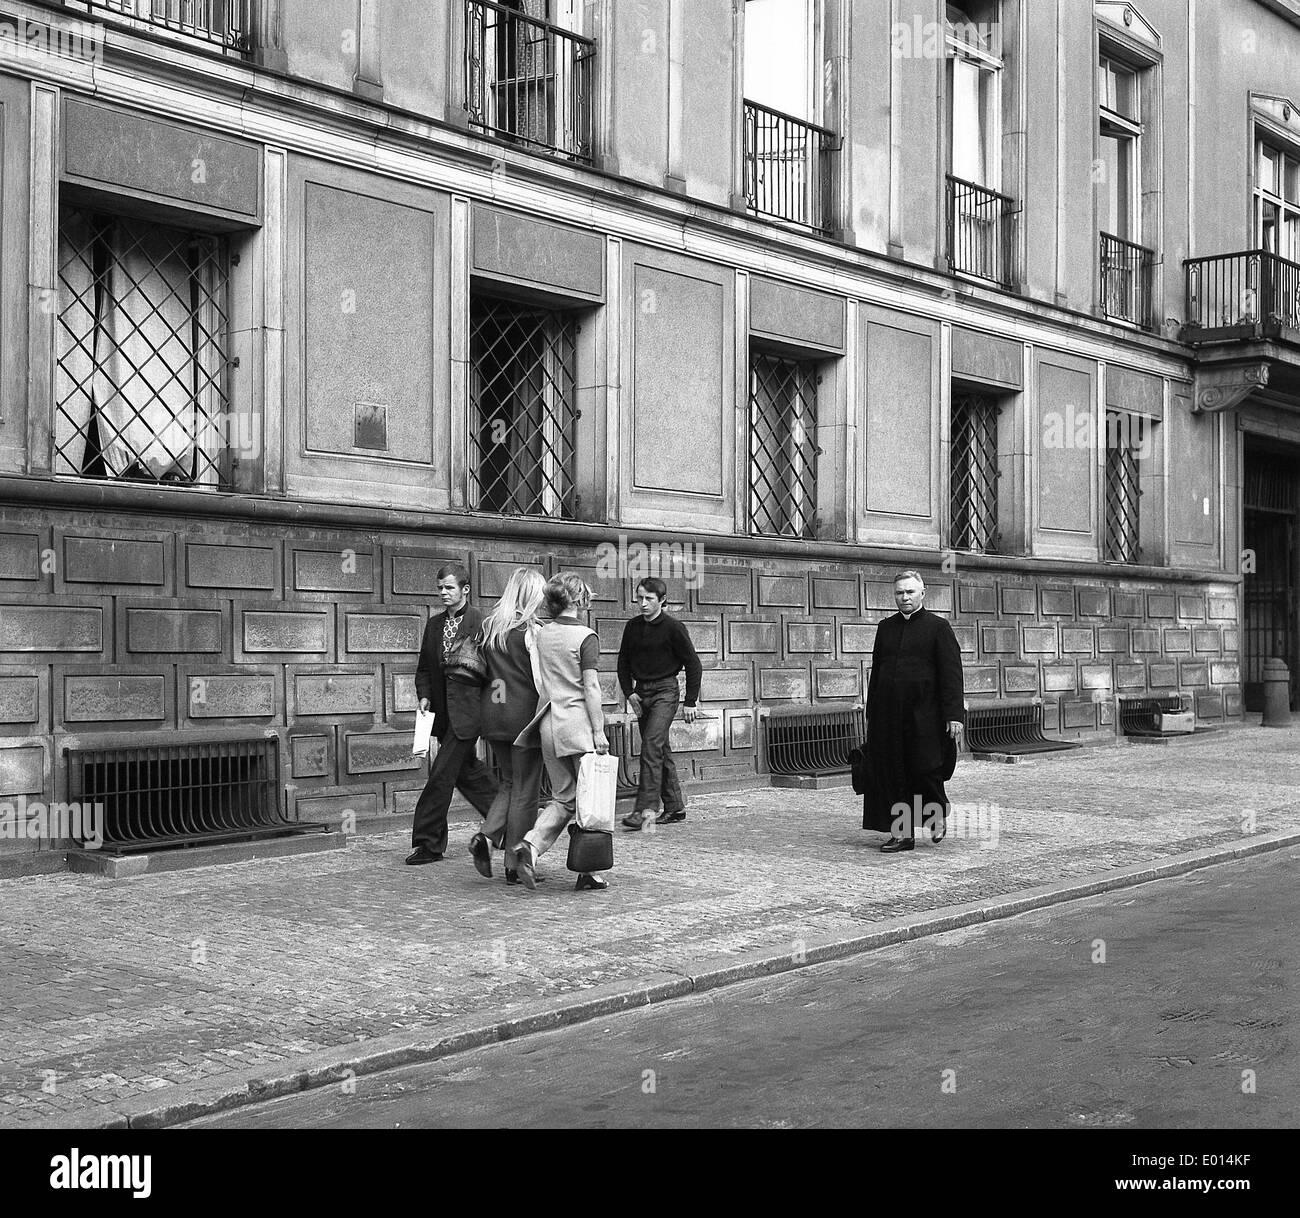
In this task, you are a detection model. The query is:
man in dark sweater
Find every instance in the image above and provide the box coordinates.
[617,577,703,831]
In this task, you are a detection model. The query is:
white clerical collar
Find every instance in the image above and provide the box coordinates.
[900,607,922,619]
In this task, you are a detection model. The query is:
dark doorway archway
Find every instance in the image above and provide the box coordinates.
[1243,439,1300,710]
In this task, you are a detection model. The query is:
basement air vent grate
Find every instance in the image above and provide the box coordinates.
[762,705,867,777]
[965,700,1082,755]
[64,739,317,854]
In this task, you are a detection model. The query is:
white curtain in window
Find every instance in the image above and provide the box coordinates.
[54,211,99,476]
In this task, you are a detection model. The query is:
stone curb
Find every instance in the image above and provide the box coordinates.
[55,829,1300,1130]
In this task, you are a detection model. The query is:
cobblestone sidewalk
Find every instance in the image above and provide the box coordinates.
[2,726,1297,1127]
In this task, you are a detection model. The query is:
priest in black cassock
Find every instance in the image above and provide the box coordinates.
[863,570,965,853]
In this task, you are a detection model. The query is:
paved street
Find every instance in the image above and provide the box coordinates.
[191,849,1299,1129]
[1,724,1297,1128]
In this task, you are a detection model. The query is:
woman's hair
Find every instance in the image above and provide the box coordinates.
[481,568,546,652]
[544,572,592,617]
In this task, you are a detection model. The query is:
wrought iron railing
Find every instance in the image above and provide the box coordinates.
[749,352,819,539]
[1183,249,1300,337]
[465,0,595,163]
[743,100,839,235]
[1099,231,1156,329]
[68,0,252,53]
[1104,410,1141,563]
[945,175,1017,286]
[950,390,1000,553]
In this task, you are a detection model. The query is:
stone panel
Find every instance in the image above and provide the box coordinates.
[787,623,834,654]
[1225,689,1243,716]
[864,321,933,518]
[126,608,223,654]
[63,536,165,586]
[295,791,380,821]
[697,571,751,606]
[389,671,419,714]
[0,533,40,581]
[812,578,859,611]
[242,610,330,655]
[728,711,754,750]
[1036,362,1095,534]
[758,668,810,701]
[1177,596,1206,621]
[1080,664,1113,691]
[1023,626,1058,655]
[1210,662,1240,685]
[476,558,545,601]
[63,675,166,722]
[1223,628,1239,652]
[391,553,468,598]
[1061,628,1095,655]
[705,668,753,701]
[840,624,877,654]
[750,276,847,353]
[729,621,779,654]
[814,667,861,699]
[1000,587,1036,615]
[981,627,1017,655]
[669,717,723,753]
[1163,628,1192,654]
[0,744,45,795]
[594,617,625,653]
[291,735,333,780]
[345,732,423,775]
[951,326,1023,388]
[186,543,278,591]
[1040,588,1074,616]
[472,205,604,301]
[186,674,276,719]
[344,613,423,655]
[864,581,898,611]
[1131,629,1161,654]
[1192,629,1221,654]
[1077,587,1110,617]
[1147,594,1176,618]
[1195,692,1224,720]
[966,667,998,693]
[926,585,954,613]
[680,620,720,654]
[0,676,40,723]
[1003,666,1039,693]
[1208,598,1237,621]
[292,672,379,717]
[1116,664,1146,689]
[757,576,808,609]
[1097,628,1129,653]
[0,606,102,652]
[1042,665,1077,692]
[958,583,996,615]
[952,625,977,655]
[293,549,375,595]
[1113,592,1144,618]
[1179,661,1208,687]
[1061,701,1097,730]
[1149,663,1179,688]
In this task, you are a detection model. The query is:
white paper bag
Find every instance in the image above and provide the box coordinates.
[575,752,619,832]
[412,709,437,758]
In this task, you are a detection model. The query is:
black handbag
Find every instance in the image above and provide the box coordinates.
[566,824,613,874]
[848,744,869,796]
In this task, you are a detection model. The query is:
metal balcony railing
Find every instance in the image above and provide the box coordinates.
[69,0,251,53]
[1183,249,1300,339]
[465,0,595,164]
[743,100,839,236]
[945,174,1017,287]
[1099,231,1157,329]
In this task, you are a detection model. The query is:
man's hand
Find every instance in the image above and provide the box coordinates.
[419,698,431,714]
[947,720,964,742]
[627,694,642,716]
[683,705,699,724]
[593,730,610,755]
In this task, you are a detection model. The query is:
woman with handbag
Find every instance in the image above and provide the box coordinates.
[513,573,613,892]
[472,568,547,885]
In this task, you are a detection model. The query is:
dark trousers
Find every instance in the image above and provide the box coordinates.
[411,734,498,855]
[634,678,685,815]
[887,769,950,842]
[483,742,544,856]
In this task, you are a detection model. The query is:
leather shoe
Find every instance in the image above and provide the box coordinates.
[930,819,947,844]
[621,810,647,831]
[468,832,492,878]
[575,873,609,891]
[515,841,537,890]
[654,809,686,824]
[405,846,443,865]
[880,837,915,854]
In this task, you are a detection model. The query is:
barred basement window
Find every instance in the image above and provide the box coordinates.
[54,208,232,487]
[950,390,1000,552]
[749,352,819,539]
[469,296,578,518]
[1104,410,1142,563]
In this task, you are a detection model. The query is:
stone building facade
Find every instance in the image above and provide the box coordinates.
[0,0,1297,866]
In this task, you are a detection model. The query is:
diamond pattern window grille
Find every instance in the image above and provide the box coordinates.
[1104,410,1142,563]
[54,207,231,487]
[749,353,819,539]
[469,296,578,519]
[950,390,1000,552]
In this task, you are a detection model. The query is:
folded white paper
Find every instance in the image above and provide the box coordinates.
[412,709,436,757]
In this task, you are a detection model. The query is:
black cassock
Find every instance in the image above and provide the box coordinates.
[862,607,965,834]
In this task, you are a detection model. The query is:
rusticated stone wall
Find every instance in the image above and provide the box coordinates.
[0,506,1240,859]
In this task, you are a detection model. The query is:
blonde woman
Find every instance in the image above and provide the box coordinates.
[513,573,612,892]
[469,568,547,885]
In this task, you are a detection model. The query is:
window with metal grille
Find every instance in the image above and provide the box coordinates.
[469,296,578,518]
[55,207,232,487]
[1104,410,1142,562]
[749,352,819,538]
[950,390,1000,552]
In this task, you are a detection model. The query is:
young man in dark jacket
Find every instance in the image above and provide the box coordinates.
[406,564,498,865]
[616,577,703,831]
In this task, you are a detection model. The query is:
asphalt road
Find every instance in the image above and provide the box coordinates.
[191,849,1299,1129]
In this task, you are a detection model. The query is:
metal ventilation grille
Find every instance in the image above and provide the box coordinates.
[763,705,865,777]
[64,739,312,853]
[1118,694,1186,737]
[965,701,1081,755]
